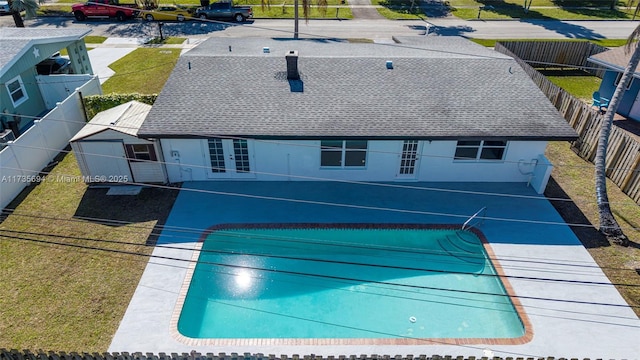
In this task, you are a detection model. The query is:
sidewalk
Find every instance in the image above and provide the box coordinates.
[87,37,201,83]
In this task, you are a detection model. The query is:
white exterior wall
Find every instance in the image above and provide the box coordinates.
[159,138,552,191]
[72,130,166,183]
[0,78,100,210]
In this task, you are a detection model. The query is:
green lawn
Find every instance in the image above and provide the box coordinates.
[100,48,181,94]
[372,0,427,19]
[53,0,353,18]
[0,153,179,350]
[447,0,638,19]
[540,68,602,101]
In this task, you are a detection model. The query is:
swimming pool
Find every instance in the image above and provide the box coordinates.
[174,224,529,345]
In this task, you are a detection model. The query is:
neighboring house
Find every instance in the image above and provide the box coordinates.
[0,28,101,210]
[80,37,577,194]
[70,101,167,183]
[588,46,640,122]
[0,28,96,142]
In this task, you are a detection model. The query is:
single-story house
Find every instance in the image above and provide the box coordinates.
[70,101,167,183]
[1,28,101,210]
[76,36,577,193]
[588,46,640,122]
[0,28,96,144]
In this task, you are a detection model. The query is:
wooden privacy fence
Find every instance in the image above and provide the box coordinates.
[495,42,640,204]
[496,40,608,77]
[0,350,616,360]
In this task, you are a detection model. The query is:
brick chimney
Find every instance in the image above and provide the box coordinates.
[286,50,299,80]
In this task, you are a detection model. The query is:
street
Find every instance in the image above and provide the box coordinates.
[1,14,639,41]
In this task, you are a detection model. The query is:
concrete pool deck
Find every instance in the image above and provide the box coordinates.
[108,181,640,359]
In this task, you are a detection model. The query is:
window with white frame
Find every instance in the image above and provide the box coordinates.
[320,140,367,167]
[5,75,29,107]
[454,140,507,161]
[207,138,226,172]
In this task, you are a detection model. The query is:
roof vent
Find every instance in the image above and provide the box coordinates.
[263,47,270,54]
[386,60,393,69]
[286,50,299,80]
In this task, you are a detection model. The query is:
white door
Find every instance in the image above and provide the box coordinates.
[206,138,255,179]
[628,91,640,121]
[79,141,132,181]
[396,140,420,179]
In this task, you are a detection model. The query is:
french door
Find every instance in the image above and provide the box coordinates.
[207,138,255,178]
[397,140,420,179]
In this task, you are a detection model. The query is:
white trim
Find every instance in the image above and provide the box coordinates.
[5,75,29,108]
[454,140,508,162]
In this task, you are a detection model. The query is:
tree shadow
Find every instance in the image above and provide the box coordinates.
[378,0,452,19]
[537,68,594,77]
[473,1,606,40]
[416,23,475,36]
[544,176,611,249]
[551,0,633,18]
[73,186,180,245]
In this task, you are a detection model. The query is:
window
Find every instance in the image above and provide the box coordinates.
[321,140,367,167]
[125,144,157,162]
[454,140,507,161]
[399,140,419,175]
[233,139,250,173]
[208,138,225,173]
[5,76,28,107]
[614,72,633,90]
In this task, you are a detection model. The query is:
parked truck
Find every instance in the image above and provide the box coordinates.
[195,1,252,22]
[72,0,155,21]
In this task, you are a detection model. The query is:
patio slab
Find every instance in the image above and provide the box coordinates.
[109,181,640,359]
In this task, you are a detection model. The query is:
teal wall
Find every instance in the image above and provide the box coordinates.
[598,70,640,117]
[0,39,91,122]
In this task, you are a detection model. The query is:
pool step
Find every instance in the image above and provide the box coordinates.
[437,235,486,273]
[453,230,484,253]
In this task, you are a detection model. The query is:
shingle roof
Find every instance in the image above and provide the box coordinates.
[139,37,577,140]
[0,28,91,78]
[70,101,151,142]
[588,45,640,74]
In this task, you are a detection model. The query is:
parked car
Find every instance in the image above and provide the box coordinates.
[71,0,141,21]
[0,1,11,15]
[140,5,190,21]
[195,1,252,22]
[36,55,72,75]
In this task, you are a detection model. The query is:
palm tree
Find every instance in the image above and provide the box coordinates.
[7,0,39,28]
[293,0,327,39]
[293,0,311,39]
[592,23,640,247]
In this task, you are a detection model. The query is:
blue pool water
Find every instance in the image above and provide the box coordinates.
[177,226,525,339]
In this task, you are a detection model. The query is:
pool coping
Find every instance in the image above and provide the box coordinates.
[169,223,533,347]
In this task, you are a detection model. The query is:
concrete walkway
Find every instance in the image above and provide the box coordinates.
[108,182,640,359]
[87,38,140,84]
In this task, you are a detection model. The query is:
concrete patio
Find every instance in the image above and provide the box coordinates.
[108,181,640,359]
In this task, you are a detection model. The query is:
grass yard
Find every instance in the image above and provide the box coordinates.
[545,142,640,317]
[52,0,353,18]
[100,48,181,94]
[372,0,427,19]
[540,68,602,102]
[0,152,179,350]
[447,0,638,20]
[453,5,636,20]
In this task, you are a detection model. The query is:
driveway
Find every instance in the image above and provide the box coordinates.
[109,181,640,359]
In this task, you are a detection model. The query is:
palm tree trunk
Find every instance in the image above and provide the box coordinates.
[7,0,25,27]
[593,43,639,246]
[294,0,299,39]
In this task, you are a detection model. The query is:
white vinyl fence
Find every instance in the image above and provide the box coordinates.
[0,77,101,210]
